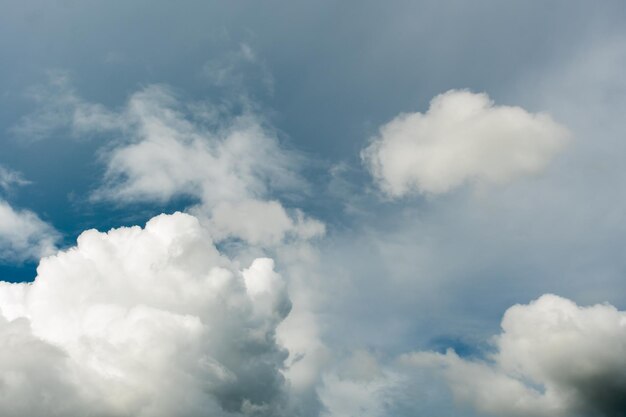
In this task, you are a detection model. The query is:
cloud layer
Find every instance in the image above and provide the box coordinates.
[405,294,626,417]
[362,90,569,196]
[0,212,294,417]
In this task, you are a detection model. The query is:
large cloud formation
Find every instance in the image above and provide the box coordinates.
[362,90,569,196]
[0,212,294,417]
[405,294,626,417]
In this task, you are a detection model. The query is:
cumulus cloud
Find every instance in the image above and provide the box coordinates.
[404,294,626,417]
[362,90,569,196]
[0,212,295,416]
[0,200,59,263]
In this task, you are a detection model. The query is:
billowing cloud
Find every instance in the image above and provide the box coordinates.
[0,200,59,263]
[404,294,626,417]
[362,90,569,196]
[0,212,294,416]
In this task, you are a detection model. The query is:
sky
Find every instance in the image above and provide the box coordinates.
[1,1,626,416]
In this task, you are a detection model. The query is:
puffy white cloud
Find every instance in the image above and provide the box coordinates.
[0,212,294,416]
[95,86,323,247]
[0,199,59,262]
[404,294,626,417]
[88,85,299,206]
[362,90,569,196]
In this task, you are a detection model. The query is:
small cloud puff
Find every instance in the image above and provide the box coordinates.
[362,90,569,197]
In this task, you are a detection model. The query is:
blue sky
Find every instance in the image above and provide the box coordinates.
[2,1,626,416]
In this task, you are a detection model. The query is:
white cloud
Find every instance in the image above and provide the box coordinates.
[16,77,323,247]
[12,71,120,141]
[0,212,294,416]
[204,199,325,246]
[0,200,59,263]
[96,86,323,246]
[87,85,298,205]
[404,294,626,417]
[362,90,569,196]
[0,166,29,190]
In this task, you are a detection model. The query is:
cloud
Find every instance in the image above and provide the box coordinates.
[0,165,59,263]
[362,90,569,196]
[94,85,322,246]
[18,77,301,207]
[204,199,325,246]
[0,166,29,191]
[15,77,323,247]
[404,294,626,417]
[0,200,59,263]
[0,212,295,416]
[12,71,120,141]
[318,351,402,417]
[202,43,275,95]
[95,85,298,206]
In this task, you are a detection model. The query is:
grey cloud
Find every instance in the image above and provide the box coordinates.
[14,77,324,247]
[405,295,626,417]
